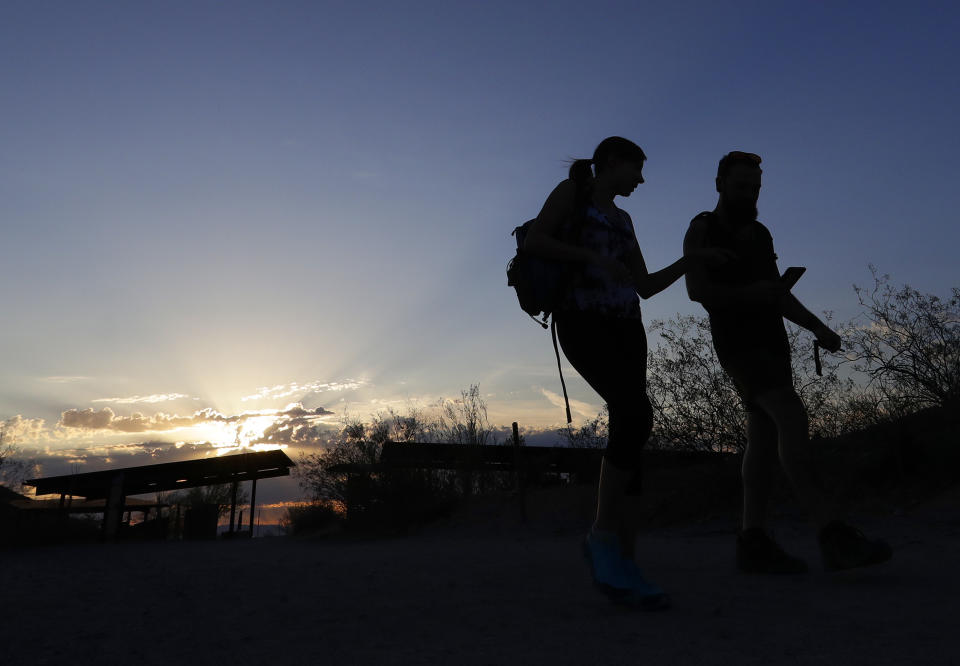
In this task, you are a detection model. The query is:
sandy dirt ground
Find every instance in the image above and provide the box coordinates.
[2,486,958,666]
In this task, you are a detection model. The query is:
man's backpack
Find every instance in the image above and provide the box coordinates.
[506,218,573,423]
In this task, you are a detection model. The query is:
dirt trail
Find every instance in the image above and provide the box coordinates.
[2,488,956,665]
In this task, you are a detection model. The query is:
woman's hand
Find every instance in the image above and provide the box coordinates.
[688,246,738,267]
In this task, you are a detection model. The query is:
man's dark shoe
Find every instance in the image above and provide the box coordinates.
[736,528,809,574]
[819,521,893,571]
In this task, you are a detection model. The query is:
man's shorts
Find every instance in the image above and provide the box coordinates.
[717,348,794,412]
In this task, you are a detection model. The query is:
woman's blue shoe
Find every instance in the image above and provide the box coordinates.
[583,531,670,610]
[618,558,671,611]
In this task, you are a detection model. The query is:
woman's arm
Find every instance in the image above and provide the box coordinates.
[630,223,738,300]
[626,245,688,300]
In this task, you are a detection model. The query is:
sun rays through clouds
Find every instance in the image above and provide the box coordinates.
[2,377,367,480]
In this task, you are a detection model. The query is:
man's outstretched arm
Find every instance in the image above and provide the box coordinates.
[781,295,842,352]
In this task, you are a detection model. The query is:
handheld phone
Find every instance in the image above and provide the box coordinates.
[780,266,806,289]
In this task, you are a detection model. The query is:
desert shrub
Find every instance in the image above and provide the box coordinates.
[295,387,504,532]
[785,319,884,438]
[646,315,746,452]
[603,308,888,453]
[433,385,508,496]
[168,482,249,519]
[297,415,385,508]
[0,429,37,492]
[843,267,960,413]
[281,500,345,535]
[559,405,608,449]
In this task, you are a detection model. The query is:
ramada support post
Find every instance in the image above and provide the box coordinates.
[102,472,126,541]
[228,479,238,535]
[512,422,526,524]
[249,477,257,537]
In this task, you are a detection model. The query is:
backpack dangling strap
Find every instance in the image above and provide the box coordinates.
[550,317,572,424]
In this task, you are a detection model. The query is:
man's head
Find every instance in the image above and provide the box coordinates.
[716,151,762,222]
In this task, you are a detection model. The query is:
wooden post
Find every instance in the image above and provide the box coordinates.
[512,422,526,524]
[248,478,257,537]
[58,492,68,538]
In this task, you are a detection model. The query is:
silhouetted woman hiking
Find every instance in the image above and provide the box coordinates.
[524,137,732,610]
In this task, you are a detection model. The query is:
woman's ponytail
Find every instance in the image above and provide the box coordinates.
[568,158,594,188]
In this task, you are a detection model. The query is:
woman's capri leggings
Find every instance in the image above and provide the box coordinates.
[555,312,652,495]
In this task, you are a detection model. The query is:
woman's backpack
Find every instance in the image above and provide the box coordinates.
[506,218,570,328]
[506,217,575,423]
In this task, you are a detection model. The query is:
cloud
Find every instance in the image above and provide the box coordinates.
[59,408,115,430]
[277,405,335,418]
[240,379,368,402]
[39,376,91,384]
[60,407,213,433]
[2,415,50,443]
[539,388,601,422]
[92,393,196,405]
[57,404,335,434]
[250,405,337,446]
[253,420,330,447]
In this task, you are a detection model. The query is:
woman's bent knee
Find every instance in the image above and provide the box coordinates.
[603,396,651,486]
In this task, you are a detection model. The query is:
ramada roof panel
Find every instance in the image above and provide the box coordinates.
[24,450,295,499]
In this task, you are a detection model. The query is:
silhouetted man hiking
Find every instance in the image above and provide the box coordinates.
[684,151,892,573]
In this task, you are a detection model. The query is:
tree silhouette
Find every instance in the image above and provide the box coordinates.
[0,428,36,491]
[646,315,746,452]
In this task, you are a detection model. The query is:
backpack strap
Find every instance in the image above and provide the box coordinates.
[550,317,572,424]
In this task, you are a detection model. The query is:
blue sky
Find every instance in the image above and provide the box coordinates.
[1,1,957,503]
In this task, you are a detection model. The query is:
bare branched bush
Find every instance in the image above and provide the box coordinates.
[431,384,506,496]
[646,315,746,452]
[280,500,345,536]
[294,390,506,530]
[168,483,250,519]
[644,313,884,452]
[296,414,389,507]
[433,384,500,446]
[785,319,882,438]
[559,405,608,449]
[844,267,960,413]
[0,428,37,491]
[551,268,953,455]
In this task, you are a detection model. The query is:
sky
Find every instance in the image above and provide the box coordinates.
[1,1,958,507]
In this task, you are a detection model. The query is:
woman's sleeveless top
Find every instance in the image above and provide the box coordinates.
[561,204,642,319]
